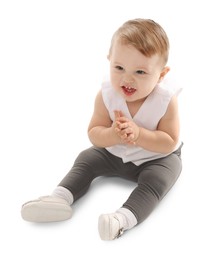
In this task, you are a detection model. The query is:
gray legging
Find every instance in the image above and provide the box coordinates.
[59,145,182,224]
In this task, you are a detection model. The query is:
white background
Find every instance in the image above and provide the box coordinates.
[0,0,204,259]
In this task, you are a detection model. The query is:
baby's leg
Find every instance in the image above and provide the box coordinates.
[122,152,182,224]
[57,147,105,201]
[98,151,182,240]
[21,147,115,222]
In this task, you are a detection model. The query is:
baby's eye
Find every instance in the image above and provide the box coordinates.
[136,70,146,75]
[115,66,124,71]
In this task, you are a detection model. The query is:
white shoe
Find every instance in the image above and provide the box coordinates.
[21,196,72,222]
[98,213,124,240]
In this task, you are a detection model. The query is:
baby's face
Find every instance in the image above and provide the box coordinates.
[109,41,167,103]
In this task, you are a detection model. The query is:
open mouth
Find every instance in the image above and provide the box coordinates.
[122,86,137,96]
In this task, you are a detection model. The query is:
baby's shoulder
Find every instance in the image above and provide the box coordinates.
[159,76,182,96]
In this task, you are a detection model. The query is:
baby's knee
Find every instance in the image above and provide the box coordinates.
[75,147,95,163]
[74,147,104,168]
[139,171,176,199]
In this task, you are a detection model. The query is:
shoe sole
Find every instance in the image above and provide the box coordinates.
[98,214,124,240]
[21,200,72,223]
[98,214,114,240]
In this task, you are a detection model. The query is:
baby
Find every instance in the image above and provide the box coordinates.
[21,18,183,240]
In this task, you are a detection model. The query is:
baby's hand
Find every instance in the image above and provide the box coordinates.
[114,110,140,145]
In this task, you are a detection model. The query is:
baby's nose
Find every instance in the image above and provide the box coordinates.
[124,76,135,84]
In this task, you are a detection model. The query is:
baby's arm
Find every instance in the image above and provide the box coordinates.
[115,96,180,154]
[88,91,121,147]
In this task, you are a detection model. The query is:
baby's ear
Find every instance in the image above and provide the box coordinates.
[158,66,170,82]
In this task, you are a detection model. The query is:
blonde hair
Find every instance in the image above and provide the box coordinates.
[109,18,170,65]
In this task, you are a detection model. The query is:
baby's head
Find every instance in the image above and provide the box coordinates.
[108,19,169,66]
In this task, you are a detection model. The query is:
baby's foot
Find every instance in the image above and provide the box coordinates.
[21,196,72,222]
[98,213,124,240]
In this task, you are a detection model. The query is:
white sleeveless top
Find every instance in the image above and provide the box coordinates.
[101,79,181,166]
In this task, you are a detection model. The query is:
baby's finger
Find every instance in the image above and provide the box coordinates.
[114,110,121,119]
[121,127,133,135]
[119,117,130,123]
[115,127,121,133]
[118,122,128,129]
